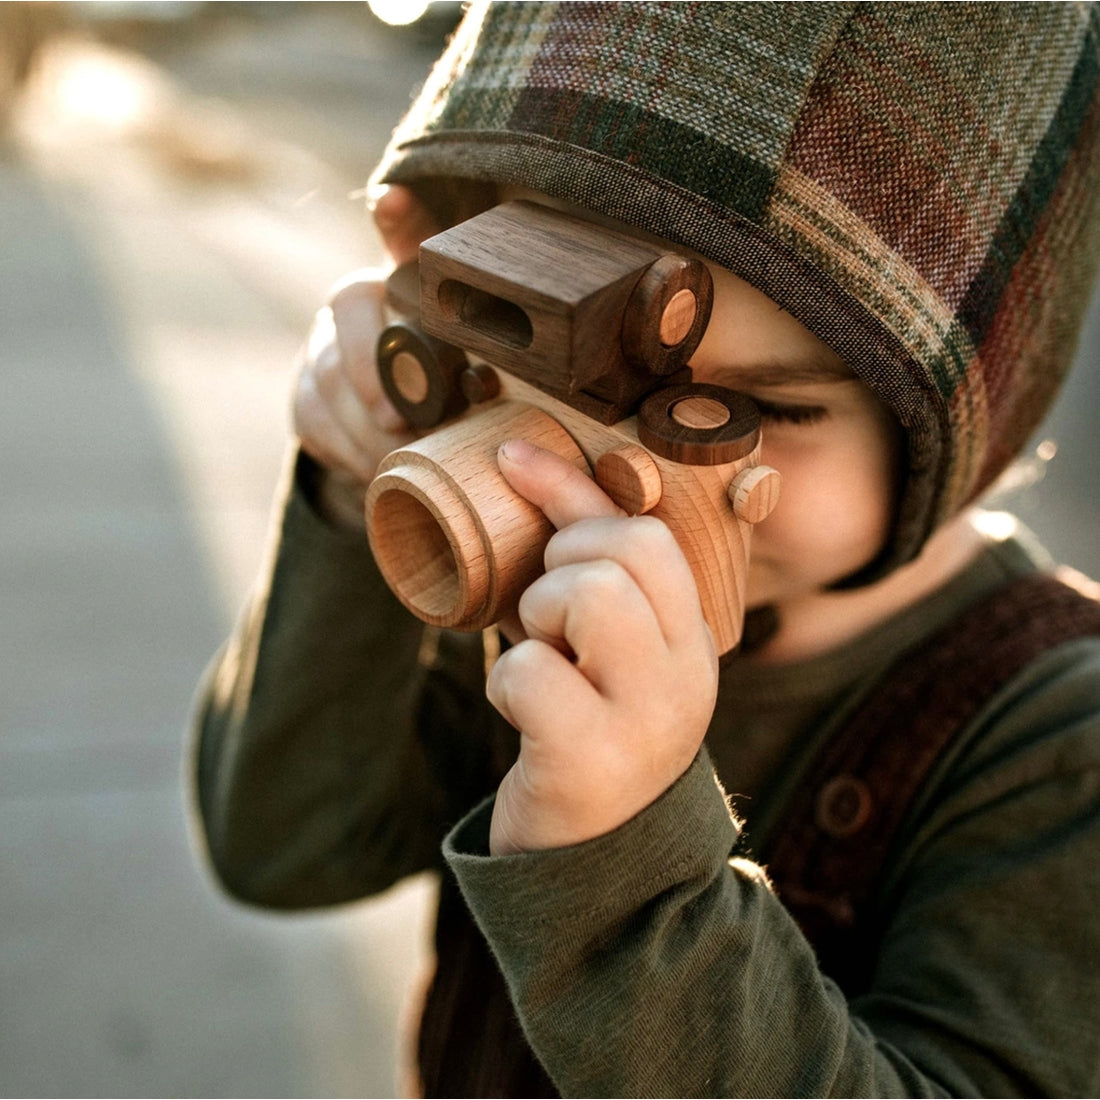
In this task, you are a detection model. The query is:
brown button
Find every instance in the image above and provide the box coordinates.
[814,774,874,838]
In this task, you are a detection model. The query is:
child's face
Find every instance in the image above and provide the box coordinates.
[687,264,901,610]
[495,187,899,610]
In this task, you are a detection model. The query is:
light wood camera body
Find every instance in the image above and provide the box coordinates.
[364,201,780,656]
[366,372,774,654]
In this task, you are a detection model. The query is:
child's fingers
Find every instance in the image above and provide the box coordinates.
[308,332,378,438]
[294,371,377,485]
[516,558,670,697]
[499,439,712,657]
[327,280,392,413]
[293,302,414,483]
[498,438,623,529]
[486,638,600,750]
[487,638,614,854]
[370,185,441,267]
[487,603,713,852]
[544,516,709,654]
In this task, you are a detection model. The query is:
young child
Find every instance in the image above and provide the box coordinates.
[192,4,1100,1096]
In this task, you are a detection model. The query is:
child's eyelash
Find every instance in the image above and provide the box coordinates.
[753,399,827,425]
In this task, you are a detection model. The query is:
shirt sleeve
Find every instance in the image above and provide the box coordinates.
[189,450,502,910]
[444,641,1100,1098]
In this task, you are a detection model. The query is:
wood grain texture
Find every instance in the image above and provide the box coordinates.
[376,321,468,429]
[637,383,760,465]
[622,254,712,376]
[459,363,502,404]
[365,401,587,630]
[365,371,778,654]
[595,444,663,515]
[729,465,782,524]
[383,260,422,322]
[418,201,712,423]
[660,289,699,345]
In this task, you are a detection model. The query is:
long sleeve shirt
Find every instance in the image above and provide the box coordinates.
[192,454,1100,1097]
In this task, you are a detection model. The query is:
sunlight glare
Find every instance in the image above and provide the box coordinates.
[972,510,1019,542]
[55,53,150,131]
[369,1,431,27]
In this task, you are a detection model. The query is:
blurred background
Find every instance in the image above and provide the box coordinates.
[2,3,458,1096]
[1,3,1097,1097]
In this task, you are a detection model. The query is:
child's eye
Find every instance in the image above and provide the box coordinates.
[753,399,827,426]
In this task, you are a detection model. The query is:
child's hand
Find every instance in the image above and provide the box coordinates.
[486,439,720,855]
[292,187,438,523]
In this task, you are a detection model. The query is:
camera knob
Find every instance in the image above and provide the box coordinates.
[637,383,760,465]
[728,465,781,524]
[376,322,468,428]
[595,444,663,515]
[622,255,713,375]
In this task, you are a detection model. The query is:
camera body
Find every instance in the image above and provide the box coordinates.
[364,201,779,655]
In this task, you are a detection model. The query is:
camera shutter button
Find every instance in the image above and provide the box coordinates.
[638,383,760,465]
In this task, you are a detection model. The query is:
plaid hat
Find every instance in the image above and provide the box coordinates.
[373,1,1100,574]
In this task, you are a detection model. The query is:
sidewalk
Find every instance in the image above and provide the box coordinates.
[1,10,441,1096]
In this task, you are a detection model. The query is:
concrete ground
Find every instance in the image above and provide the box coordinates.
[1,7,446,1097]
[1,6,1097,1099]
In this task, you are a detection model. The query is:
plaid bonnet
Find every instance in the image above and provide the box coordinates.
[372,1,1100,575]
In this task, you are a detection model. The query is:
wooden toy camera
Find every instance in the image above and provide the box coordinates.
[364,201,780,655]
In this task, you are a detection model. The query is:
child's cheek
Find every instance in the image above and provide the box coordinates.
[751,428,892,594]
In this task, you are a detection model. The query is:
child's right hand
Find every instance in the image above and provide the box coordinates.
[291,187,439,523]
[486,440,720,856]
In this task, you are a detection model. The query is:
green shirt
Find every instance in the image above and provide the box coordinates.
[193,456,1100,1097]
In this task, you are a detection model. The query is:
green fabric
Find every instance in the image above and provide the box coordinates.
[192,458,1100,1096]
[194,453,447,905]
[373,1,1100,574]
[446,563,1100,1096]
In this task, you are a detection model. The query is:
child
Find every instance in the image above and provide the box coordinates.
[192,3,1100,1096]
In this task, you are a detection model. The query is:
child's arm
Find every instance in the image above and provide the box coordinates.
[449,443,1100,1098]
[191,190,503,906]
[191,447,448,906]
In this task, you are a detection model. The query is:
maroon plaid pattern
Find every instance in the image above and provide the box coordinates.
[374,2,1100,571]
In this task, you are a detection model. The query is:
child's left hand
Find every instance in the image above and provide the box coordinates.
[486,439,720,855]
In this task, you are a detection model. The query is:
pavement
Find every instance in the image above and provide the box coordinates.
[1,8,447,1097]
[1,6,1098,1099]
